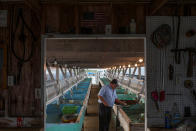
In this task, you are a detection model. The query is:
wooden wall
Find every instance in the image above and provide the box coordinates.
[0,3,43,128]
[43,4,147,34]
[42,3,196,34]
[0,1,196,128]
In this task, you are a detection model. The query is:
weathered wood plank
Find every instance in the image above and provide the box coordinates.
[150,0,169,15]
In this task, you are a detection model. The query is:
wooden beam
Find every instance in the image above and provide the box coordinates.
[24,0,41,16]
[74,5,79,34]
[151,0,169,15]
[46,39,144,52]
[47,51,144,58]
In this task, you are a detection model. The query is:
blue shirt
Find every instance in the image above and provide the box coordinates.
[98,85,117,107]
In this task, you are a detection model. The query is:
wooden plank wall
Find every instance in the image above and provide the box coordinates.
[0,4,9,90]
[8,5,42,117]
[0,2,43,128]
[43,4,146,34]
[42,3,196,34]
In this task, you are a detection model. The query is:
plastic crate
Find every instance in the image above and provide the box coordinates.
[61,105,80,115]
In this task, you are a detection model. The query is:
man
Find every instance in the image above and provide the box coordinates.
[98,79,127,131]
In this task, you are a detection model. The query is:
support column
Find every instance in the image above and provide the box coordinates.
[68,68,73,77]
[60,66,66,79]
[138,67,141,79]
[122,68,128,83]
[55,65,60,95]
[132,67,137,78]
[64,66,67,78]
[128,68,132,87]
[46,63,55,81]
[56,66,59,81]
[129,68,132,78]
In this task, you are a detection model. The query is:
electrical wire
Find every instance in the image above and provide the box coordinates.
[11,8,36,84]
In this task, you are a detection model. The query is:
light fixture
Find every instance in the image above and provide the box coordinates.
[119,66,121,68]
[128,64,131,68]
[65,64,67,68]
[123,65,126,68]
[139,58,143,63]
[135,63,138,67]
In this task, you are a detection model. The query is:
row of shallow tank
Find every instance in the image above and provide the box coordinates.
[46,78,92,131]
[100,78,145,124]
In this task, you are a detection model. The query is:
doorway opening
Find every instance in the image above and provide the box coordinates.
[41,35,146,131]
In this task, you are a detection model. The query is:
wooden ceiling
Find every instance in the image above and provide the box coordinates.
[46,38,144,68]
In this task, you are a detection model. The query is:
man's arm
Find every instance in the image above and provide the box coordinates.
[98,95,109,107]
[115,99,127,106]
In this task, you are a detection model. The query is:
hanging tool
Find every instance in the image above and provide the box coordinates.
[184,106,191,117]
[191,89,196,102]
[160,91,165,102]
[175,16,181,64]
[151,90,159,111]
[11,8,36,84]
[184,80,196,105]
[184,80,193,89]
[151,24,172,49]
[160,48,166,102]
[186,30,196,38]
[168,64,174,80]
[171,48,196,77]
[187,49,194,77]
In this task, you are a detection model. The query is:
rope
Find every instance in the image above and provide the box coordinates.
[151,24,172,49]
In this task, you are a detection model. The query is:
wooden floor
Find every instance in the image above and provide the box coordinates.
[83,85,117,131]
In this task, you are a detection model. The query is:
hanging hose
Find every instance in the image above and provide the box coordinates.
[11,8,36,84]
[151,24,172,49]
